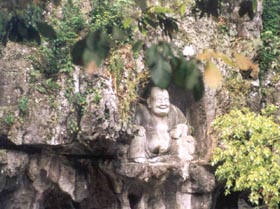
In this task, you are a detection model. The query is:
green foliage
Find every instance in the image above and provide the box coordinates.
[191,0,257,19]
[145,42,173,88]
[73,93,87,107]
[0,3,43,45]
[83,29,111,66]
[107,45,149,122]
[33,78,60,94]
[92,89,101,104]
[18,96,29,115]
[3,113,15,126]
[258,31,280,76]
[66,115,79,135]
[217,23,229,34]
[108,52,125,88]
[0,10,9,44]
[60,1,85,34]
[35,0,85,76]
[71,0,131,67]
[71,26,126,66]
[222,75,251,109]
[45,79,60,91]
[137,9,179,39]
[262,0,280,35]
[258,0,280,78]
[36,21,57,39]
[212,108,280,208]
[72,92,87,115]
[145,42,204,100]
[89,0,130,33]
[261,104,278,118]
[23,3,44,28]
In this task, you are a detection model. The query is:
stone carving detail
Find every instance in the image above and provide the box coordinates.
[128,86,196,163]
[95,87,215,209]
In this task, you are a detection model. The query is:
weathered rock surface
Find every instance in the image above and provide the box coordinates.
[0,42,216,208]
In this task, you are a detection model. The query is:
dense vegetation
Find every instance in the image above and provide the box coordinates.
[212,106,280,208]
[258,0,280,77]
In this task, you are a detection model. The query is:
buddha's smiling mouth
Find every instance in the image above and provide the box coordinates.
[158,105,168,109]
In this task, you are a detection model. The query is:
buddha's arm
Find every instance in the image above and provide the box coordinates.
[169,124,189,139]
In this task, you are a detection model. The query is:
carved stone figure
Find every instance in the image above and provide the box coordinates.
[128,86,196,163]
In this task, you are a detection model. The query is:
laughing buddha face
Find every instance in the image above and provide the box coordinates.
[147,87,170,117]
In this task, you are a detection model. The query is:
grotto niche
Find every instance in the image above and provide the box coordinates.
[98,86,215,209]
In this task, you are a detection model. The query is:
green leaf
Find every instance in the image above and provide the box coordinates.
[83,49,102,66]
[144,16,158,28]
[173,57,204,100]
[192,76,204,101]
[145,44,172,88]
[150,57,172,88]
[112,26,126,41]
[52,0,61,6]
[134,0,147,11]
[173,57,200,89]
[86,29,111,51]
[71,38,86,66]
[132,40,144,52]
[180,4,186,16]
[183,61,200,90]
[159,41,173,58]
[122,17,133,28]
[151,6,172,14]
[85,29,111,66]
[27,26,41,45]
[172,57,185,87]
[17,20,28,38]
[145,45,159,67]
[36,21,57,39]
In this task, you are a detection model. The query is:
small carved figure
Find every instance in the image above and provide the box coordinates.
[128,87,196,163]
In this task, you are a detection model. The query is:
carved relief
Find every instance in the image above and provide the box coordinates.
[128,86,196,163]
[97,87,215,209]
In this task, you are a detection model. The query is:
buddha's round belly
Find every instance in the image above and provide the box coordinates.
[147,132,171,154]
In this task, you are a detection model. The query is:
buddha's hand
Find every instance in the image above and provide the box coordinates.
[134,125,146,137]
[133,157,147,163]
[170,124,188,139]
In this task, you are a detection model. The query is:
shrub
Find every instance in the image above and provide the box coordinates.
[212,108,280,208]
[258,0,280,78]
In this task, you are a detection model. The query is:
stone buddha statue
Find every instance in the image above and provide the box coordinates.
[128,86,196,163]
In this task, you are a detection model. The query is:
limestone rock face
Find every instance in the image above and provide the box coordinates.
[0,42,216,209]
[229,0,263,38]
[0,44,31,136]
[78,74,120,143]
[107,161,215,209]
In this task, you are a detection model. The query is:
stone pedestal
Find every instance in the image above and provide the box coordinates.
[99,160,215,209]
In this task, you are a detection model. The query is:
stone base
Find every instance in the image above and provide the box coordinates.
[98,160,215,209]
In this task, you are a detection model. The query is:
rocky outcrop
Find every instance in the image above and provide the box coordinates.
[0,41,215,209]
[0,1,268,209]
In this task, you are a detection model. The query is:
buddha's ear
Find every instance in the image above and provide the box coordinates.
[147,97,152,109]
